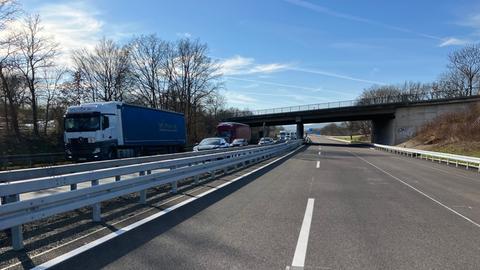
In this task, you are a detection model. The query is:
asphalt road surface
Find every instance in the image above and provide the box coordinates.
[53,136,480,270]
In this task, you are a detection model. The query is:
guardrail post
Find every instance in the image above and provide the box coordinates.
[194,175,200,185]
[5,194,23,250]
[70,184,77,190]
[115,175,121,182]
[171,181,178,194]
[91,179,101,222]
[139,171,147,204]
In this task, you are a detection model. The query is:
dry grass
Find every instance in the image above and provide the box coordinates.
[403,103,480,157]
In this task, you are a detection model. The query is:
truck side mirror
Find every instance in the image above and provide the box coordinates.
[102,116,109,130]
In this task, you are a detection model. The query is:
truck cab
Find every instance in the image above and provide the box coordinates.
[64,102,120,161]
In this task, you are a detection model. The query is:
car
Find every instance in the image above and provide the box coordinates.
[258,137,275,145]
[230,138,248,147]
[193,137,230,151]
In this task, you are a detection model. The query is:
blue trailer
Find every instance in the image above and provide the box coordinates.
[64,102,186,160]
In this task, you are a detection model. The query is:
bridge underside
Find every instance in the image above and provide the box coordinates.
[228,105,396,143]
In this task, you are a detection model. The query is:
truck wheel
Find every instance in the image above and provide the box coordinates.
[107,148,117,159]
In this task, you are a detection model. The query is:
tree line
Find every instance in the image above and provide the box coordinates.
[0,1,245,151]
[358,43,480,104]
[344,43,480,138]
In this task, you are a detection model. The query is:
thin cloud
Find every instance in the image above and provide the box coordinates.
[37,2,103,54]
[218,55,290,75]
[225,76,350,96]
[176,32,192,38]
[232,90,332,101]
[287,67,386,85]
[285,0,443,42]
[223,91,257,105]
[439,37,470,47]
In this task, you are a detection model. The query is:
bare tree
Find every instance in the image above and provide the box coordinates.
[0,31,23,137]
[0,0,20,137]
[15,14,58,136]
[448,43,480,96]
[166,38,222,142]
[40,66,66,134]
[0,65,25,138]
[357,85,403,105]
[72,38,130,102]
[0,0,19,31]
[129,34,169,108]
[432,71,468,98]
[58,70,90,106]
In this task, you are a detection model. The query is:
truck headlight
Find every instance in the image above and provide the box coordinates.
[88,137,96,143]
[92,147,101,154]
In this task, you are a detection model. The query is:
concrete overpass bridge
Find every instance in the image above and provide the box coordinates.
[226,93,480,145]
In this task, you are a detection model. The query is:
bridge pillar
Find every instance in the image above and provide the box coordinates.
[372,118,395,145]
[296,122,304,139]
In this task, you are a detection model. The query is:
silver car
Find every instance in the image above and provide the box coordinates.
[193,137,230,151]
[258,137,275,145]
[230,138,248,147]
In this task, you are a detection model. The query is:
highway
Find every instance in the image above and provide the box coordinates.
[41,136,480,269]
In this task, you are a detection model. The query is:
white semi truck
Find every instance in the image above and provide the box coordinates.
[64,102,186,161]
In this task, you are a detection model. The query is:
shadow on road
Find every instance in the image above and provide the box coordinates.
[50,149,298,270]
[307,142,372,148]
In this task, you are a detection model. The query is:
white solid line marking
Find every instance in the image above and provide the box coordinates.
[318,151,321,156]
[31,146,305,270]
[291,198,315,268]
[347,150,480,230]
[316,161,320,169]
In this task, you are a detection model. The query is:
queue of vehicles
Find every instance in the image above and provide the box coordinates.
[63,102,298,158]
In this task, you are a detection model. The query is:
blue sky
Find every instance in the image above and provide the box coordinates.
[23,0,480,110]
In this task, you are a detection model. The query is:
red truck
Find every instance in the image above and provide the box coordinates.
[216,122,251,143]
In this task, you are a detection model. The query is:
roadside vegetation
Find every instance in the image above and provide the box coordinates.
[402,103,480,157]
[0,0,251,156]
[331,135,371,143]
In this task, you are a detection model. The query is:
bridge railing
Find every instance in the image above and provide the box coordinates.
[236,91,478,116]
[0,140,303,250]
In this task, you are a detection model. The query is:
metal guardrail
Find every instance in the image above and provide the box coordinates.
[374,144,480,171]
[0,140,302,250]
[236,92,479,116]
[0,145,262,183]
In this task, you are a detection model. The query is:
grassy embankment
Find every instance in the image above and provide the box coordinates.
[402,103,480,158]
[332,135,371,143]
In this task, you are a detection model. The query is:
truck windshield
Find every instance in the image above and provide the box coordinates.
[64,114,100,132]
